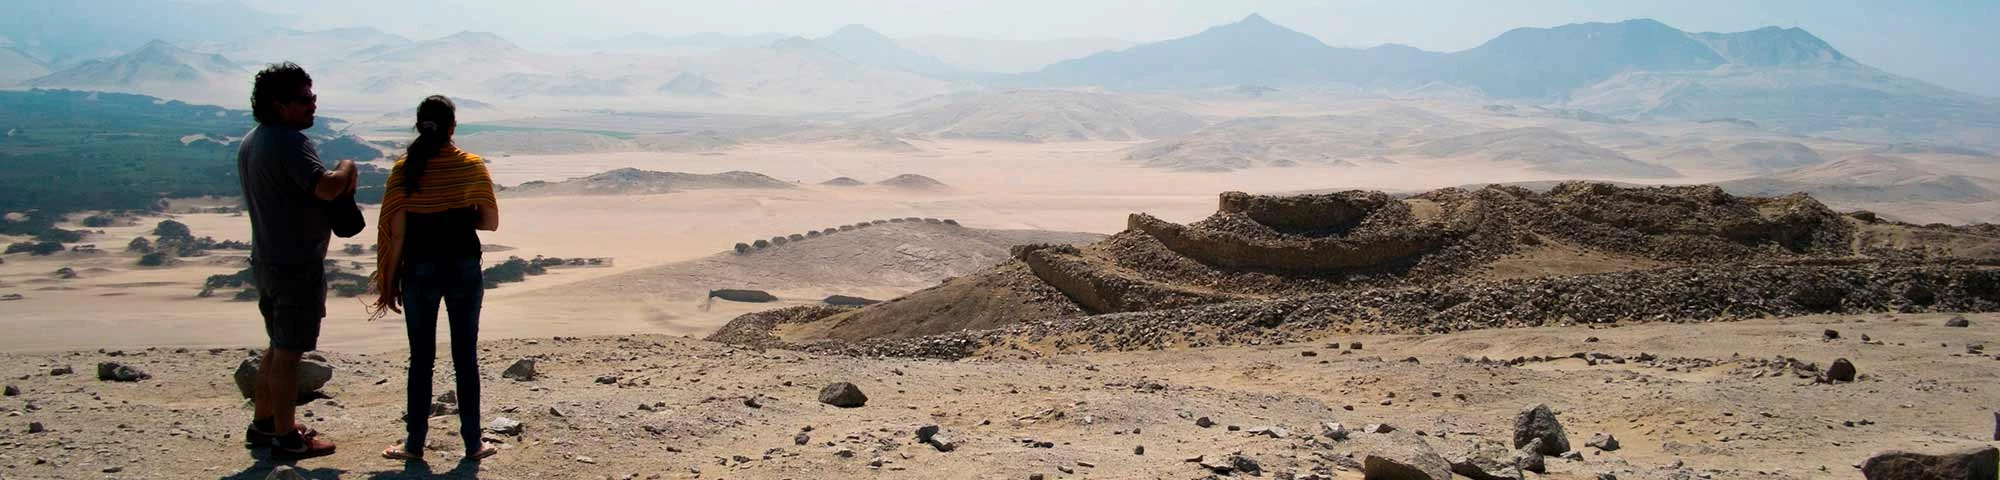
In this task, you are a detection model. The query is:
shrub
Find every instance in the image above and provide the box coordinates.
[233,288,259,301]
[788,234,805,241]
[154,220,192,240]
[4,242,34,254]
[80,215,117,228]
[55,267,77,279]
[29,241,63,256]
[127,237,153,253]
[342,244,365,255]
[480,256,546,289]
[734,243,751,254]
[34,228,83,243]
[753,240,770,249]
[771,236,788,246]
[137,252,169,266]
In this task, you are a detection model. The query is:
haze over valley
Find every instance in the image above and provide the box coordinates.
[3,2,1999,479]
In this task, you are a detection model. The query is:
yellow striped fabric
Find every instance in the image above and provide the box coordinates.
[367,146,497,319]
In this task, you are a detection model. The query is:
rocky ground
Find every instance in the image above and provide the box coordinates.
[1,312,1995,479]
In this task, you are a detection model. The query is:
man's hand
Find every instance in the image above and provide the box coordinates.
[345,162,360,194]
[314,160,357,201]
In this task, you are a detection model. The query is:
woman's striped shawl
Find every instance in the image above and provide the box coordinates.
[366,146,496,319]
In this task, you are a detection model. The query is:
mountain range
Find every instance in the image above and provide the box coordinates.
[6,13,1996,148]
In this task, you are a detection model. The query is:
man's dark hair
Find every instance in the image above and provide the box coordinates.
[250,62,312,125]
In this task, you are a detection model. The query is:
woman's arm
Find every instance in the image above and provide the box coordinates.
[475,203,499,231]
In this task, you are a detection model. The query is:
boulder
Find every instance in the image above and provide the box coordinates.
[1362,433,1452,480]
[1945,316,1971,327]
[502,358,539,381]
[1586,432,1621,451]
[915,424,959,452]
[232,353,335,399]
[1860,446,1997,480]
[96,362,150,382]
[1826,358,1857,382]
[819,382,867,408]
[264,465,307,480]
[1512,404,1570,454]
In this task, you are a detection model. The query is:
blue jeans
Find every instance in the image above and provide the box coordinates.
[400,257,484,453]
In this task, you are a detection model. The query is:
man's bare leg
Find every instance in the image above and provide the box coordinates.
[263,347,304,433]
[253,348,277,423]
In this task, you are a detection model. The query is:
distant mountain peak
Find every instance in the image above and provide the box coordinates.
[1239,13,1272,25]
[830,24,890,40]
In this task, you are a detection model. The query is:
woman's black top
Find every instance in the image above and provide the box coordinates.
[401,207,481,262]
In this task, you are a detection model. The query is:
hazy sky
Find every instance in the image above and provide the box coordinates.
[243,0,2000,96]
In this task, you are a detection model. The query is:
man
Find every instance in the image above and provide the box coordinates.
[238,62,353,459]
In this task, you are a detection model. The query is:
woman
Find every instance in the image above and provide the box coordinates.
[369,95,501,461]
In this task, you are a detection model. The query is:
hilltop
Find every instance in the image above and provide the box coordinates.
[713,182,2000,356]
[503,169,796,197]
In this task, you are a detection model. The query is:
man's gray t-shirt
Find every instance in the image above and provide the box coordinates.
[237,125,330,264]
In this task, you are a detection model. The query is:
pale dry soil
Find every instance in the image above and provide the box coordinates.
[0,139,1706,354]
[0,313,1992,479]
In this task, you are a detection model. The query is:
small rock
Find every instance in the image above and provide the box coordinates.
[437,390,456,404]
[1826,358,1857,383]
[1586,432,1620,451]
[1322,422,1350,440]
[1823,329,1840,340]
[488,417,522,435]
[1560,451,1584,461]
[1945,316,1971,327]
[1596,474,1619,480]
[1859,446,1996,480]
[1584,336,1599,343]
[1301,351,1318,357]
[744,395,763,409]
[95,362,149,382]
[575,455,596,464]
[1247,426,1289,438]
[818,382,868,408]
[1350,342,1364,350]
[915,424,958,452]
[103,466,124,473]
[28,421,46,433]
[264,465,307,480]
[832,447,855,458]
[1512,404,1570,455]
[501,358,538,381]
[3,385,17,396]
[1196,416,1215,428]
[1365,423,1397,434]
[1515,439,1548,473]
[1199,453,1262,475]
[594,375,619,385]
[50,365,73,375]
[1134,445,1145,455]
[794,432,810,446]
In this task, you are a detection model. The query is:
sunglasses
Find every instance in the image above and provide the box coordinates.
[287,93,317,105]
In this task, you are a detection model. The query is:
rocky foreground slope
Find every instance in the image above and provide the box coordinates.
[0,313,1994,479]
[711,182,2000,358]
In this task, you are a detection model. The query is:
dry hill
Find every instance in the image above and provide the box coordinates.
[503,169,795,197]
[713,182,2000,356]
